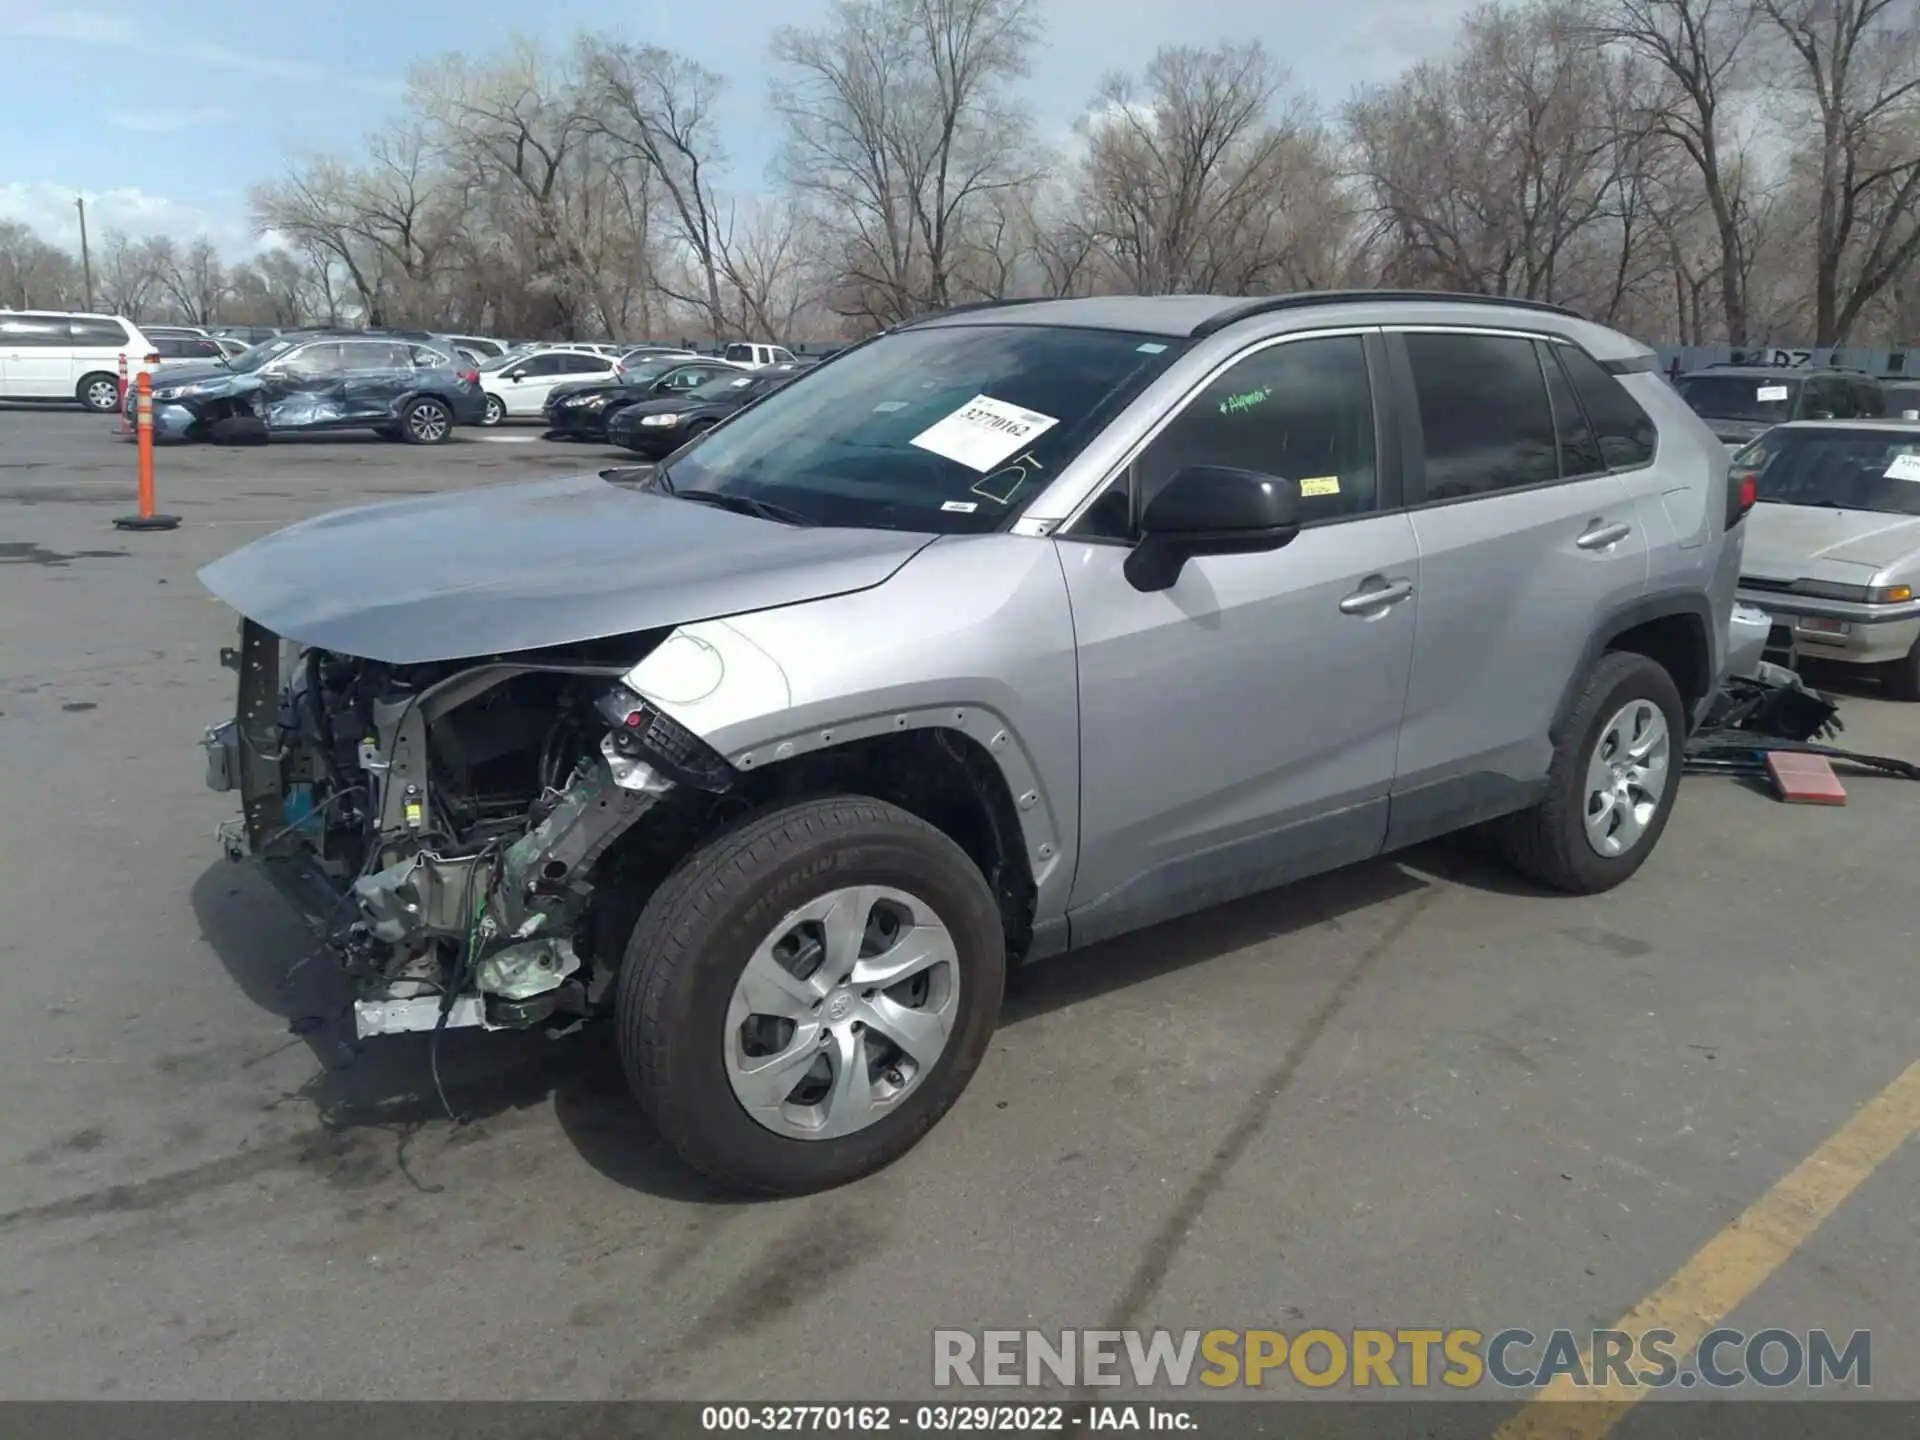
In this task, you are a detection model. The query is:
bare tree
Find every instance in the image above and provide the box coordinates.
[1602,0,1767,341]
[1351,4,1647,304]
[1079,41,1339,294]
[0,221,82,309]
[1759,0,1920,342]
[152,237,229,323]
[773,0,1042,325]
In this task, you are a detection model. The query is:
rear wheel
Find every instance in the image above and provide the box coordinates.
[481,394,506,427]
[617,798,1006,1196]
[77,373,121,413]
[1501,651,1684,894]
[400,397,452,445]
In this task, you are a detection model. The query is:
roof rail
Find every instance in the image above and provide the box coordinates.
[1191,289,1583,338]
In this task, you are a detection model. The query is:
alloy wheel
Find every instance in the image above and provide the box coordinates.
[724,885,961,1140]
[1582,699,1670,857]
[409,403,450,442]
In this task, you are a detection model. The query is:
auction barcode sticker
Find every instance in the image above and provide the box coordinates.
[911,395,1060,474]
[1757,384,1790,402]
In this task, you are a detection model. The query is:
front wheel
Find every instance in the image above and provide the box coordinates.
[1501,651,1685,894]
[617,798,1006,1196]
[480,393,505,427]
[400,397,452,444]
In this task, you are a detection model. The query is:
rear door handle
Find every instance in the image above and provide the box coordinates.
[1576,520,1632,550]
[1338,577,1415,615]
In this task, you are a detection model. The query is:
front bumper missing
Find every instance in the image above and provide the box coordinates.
[203,619,688,1042]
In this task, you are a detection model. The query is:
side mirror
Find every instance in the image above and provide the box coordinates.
[1123,465,1302,593]
[507,369,527,383]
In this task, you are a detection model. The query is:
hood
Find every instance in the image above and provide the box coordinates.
[547,378,638,404]
[151,362,238,392]
[614,395,707,424]
[198,471,937,665]
[1742,503,1920,578]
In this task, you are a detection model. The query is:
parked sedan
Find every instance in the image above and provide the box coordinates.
[606,365,803,458]
[543,358,745,440]
[128,333,484,443]
[1732,418,1920,696]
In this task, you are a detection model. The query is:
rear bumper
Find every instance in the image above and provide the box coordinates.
[1738,590,1920,665]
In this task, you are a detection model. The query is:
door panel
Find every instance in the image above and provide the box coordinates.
[338,341,411,421]
[260,343,348,428]
[1059,329,1418,944]
[0,315,72,397]
[1060,518,1420,941]
[1385,330,1650,842]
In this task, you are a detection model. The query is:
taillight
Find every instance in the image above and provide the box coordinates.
[459,368,479,385]
[1727,465,1759,528]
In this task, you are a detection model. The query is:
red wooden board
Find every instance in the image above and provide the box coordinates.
[1766,751,1847,805]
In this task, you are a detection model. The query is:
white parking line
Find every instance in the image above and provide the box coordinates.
[472,434,543,443]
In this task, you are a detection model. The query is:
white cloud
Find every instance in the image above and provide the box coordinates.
[0,5,402,98]
[0,182,258,256]
[106,107,233,134]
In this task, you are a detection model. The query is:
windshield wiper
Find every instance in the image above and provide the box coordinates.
[669,486,814,527]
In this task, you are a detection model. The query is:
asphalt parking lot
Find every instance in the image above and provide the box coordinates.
[1,404,1917,1418]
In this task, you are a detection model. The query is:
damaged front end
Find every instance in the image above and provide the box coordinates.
[204,618,738,1040]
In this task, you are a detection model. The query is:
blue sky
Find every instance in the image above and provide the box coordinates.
[0,0,1479,256]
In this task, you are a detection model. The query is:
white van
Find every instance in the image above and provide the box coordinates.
[0,310,159,411]
[722,342,797,370]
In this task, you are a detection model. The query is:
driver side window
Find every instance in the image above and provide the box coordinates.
[1076,335,1378,540]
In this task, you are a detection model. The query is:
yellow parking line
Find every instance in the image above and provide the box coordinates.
[1494,1055,1920,1440]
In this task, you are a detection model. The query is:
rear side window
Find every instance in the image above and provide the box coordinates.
[1,315,68,347]
[724,344,752,363]
[70,318,131,346]
[1403,332,1558,500]
[1556,345,1656,469]
[1537,340,1606,478]
[561,353,614,374]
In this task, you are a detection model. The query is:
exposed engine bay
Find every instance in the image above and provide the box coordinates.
[203,618,744,1040]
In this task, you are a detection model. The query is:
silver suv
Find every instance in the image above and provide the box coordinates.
[198,291,1745,1195]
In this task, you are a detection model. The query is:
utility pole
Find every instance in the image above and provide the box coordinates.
[75,195,95,311]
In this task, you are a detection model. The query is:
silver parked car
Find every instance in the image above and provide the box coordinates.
[197,291,1744,1194]
[1732,419,1920,696]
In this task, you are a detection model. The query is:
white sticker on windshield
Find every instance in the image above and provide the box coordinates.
[910,394,1060,473]
[941,500,979,513]
[873,400,908,413]
[1757,384,1790,402]
[1884,453,1920,482]
[1137,342,1168,354]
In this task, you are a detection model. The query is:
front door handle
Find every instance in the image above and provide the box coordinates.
[1576,520,1632,550]
[1338,577,1416,615]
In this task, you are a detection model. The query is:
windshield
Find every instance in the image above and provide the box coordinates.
[1885,383,1920,415]
[1676,374,1800,422]
[661,324,1188,533]
[223,335,303,373]
[689,373,761,401]
[1736,429,1920,516]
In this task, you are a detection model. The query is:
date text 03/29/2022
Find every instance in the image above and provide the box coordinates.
[699,1405,1195,1432]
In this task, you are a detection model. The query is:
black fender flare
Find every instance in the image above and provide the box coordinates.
[1550,590,1718,743]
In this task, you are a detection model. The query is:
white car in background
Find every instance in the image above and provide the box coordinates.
[723,342,798,370]
[476,346,620,425]
[0,309,160,411]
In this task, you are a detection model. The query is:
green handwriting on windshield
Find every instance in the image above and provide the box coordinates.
[1219,386,1273,416]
